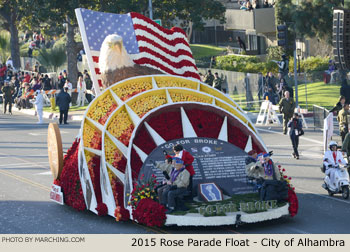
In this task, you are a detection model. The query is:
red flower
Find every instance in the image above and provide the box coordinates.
[283,175,288,179]
[278,165,281,168]
[96,203,108,216]
[287,188,299,217]
[59,139,86,211]
[132,198,166,227]
[282,169,286,172]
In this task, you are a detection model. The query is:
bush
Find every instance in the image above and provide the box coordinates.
[215,54,330,75]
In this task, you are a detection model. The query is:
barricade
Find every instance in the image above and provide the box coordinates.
[313,105,329,129]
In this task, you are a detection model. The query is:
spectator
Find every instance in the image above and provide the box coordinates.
[266,72,277,93]
[76,76,86,106]
[23,72,31,83]
[263,86,278,105]
[84,72,93,103]
[263,0,269,8]
[0,64,7,83]
[43,74,52,91]
[6,57,14,69]
[330,95,346,115]
[257,72,265,101]
[203,70,214,86]
[213,72,222,91]
[31,77,41,91]
[1,81,14,114]
[281,82,294,99]
[237,36,246,52]
[252,0,260,8]
[246,0,253,11]
[56,87,72,125]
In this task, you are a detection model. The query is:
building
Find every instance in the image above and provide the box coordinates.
[191,0,276,55]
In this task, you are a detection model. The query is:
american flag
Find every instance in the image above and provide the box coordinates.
[75,8,200,94]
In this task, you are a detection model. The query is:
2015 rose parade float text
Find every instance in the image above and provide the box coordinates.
[47,8,299,228]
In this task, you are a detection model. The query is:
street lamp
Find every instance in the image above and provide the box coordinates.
[297,48,301,75]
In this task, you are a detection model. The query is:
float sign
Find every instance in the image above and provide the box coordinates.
[140,137,254,196]
[50,184,64,205]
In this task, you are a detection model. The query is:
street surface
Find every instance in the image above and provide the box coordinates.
[1,110,350,234]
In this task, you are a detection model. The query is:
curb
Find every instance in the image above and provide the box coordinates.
[13,107,84,122]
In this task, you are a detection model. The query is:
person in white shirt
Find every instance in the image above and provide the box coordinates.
[323,141,347,188]
[33,90,44,124]
[76,76,86,106]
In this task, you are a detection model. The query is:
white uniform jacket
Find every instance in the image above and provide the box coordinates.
[323,150,347,167]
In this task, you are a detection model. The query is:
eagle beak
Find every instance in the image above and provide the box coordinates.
[110,41,122,53]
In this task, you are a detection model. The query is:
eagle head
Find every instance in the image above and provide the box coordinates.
[99,34,134,74]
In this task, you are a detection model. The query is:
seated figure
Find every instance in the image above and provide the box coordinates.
[155,157,190,214]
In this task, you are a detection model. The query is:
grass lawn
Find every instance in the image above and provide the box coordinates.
[230,81,341,112]
[295,82,340,111]
[190,44,225,60]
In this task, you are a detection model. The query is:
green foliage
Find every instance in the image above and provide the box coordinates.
[36,45,66,72]
[0,30,10,62]
[266,46,284,62]
[275,0,344,45]
[288,56,329,73]
[215,54,329,75]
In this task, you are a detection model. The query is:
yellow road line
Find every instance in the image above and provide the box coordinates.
[0,169,51,192]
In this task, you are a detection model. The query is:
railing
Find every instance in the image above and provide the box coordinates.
[313,105,329,129]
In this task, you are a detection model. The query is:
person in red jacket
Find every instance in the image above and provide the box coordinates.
[172,144,195,199]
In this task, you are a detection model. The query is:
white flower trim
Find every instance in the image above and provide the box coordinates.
[164,204,289,226]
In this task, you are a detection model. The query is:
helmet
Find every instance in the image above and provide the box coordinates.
[329,141,337,150]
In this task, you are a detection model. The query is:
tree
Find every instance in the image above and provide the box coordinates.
[37,45,66,72]
[0,30,10,62]
[275,0,346,45]
[0,0,25,68]
[152,0,226,41]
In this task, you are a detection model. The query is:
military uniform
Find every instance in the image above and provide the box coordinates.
[204,72,214,86]
[1,85,14,114]
[279,97,295,134]
[337,108,350,142]
[213,77,222,91]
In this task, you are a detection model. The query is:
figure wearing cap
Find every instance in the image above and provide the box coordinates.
[246,152,281,180]
[155,157,190,214]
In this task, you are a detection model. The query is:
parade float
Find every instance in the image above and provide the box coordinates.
[47,8,298,228]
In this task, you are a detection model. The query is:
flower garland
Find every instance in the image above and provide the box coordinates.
[132,198,167,227]
[277,165,298,217]
[87,93,117,125]
[128,174,158,209]
[155,78,196,89]
[107,110,134,146]
[58,139,86,211]
[129,94,167,117]
[228,124,249,150]
[113,176,130,221]
[83,123,102,150]
[170,93,212,104]
[113,80,152,101]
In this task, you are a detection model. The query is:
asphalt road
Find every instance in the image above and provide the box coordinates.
[0,110,350,234]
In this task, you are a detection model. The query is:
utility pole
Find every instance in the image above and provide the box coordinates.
[149,0,153,20]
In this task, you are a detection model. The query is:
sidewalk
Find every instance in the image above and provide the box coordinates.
[13,107,85,122]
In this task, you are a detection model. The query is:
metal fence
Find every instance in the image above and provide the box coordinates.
[313,105,329,129]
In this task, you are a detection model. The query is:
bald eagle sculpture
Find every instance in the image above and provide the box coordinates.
[100,34,163,87]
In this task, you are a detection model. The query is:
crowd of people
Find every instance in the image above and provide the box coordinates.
[0,60,94,124]
[239,0,275,11]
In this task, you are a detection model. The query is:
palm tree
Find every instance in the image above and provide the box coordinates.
[0,31,10,63]
[36,45,66,72]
